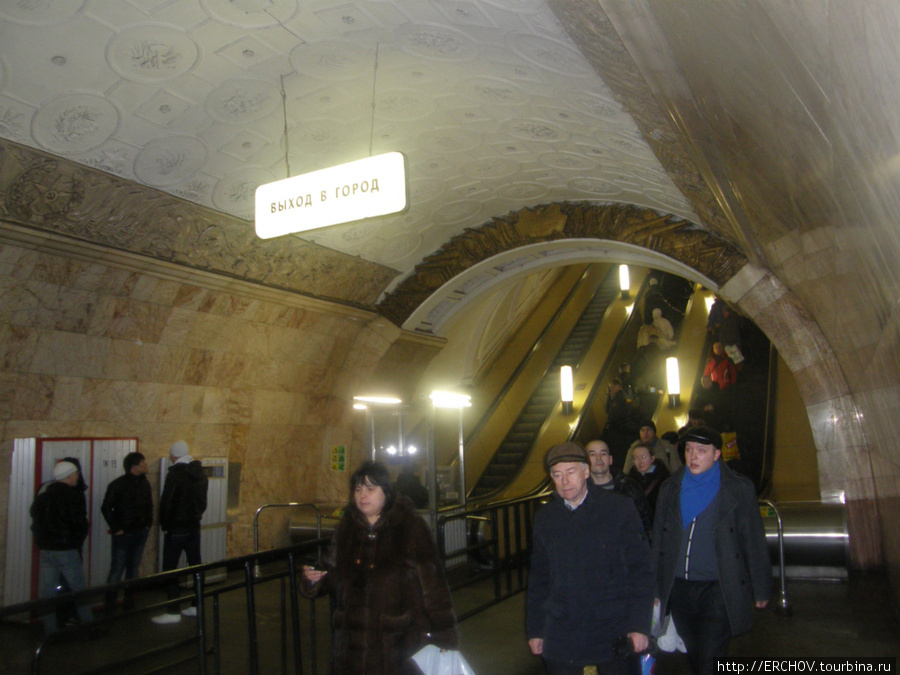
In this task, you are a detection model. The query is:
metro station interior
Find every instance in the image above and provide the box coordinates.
[1,0,899,672]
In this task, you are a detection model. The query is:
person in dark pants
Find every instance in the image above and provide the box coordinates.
[527,442,653,675]
[653,427,771,674]
[30,460,93,634]
[152,440,208,625]
[101,451,152,611]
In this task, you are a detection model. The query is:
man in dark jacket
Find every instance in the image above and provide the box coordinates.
[586,439,653,536]
[653,427,771,674]
[30,460,93,634]
[152,440,208,625]
[527,442,653,675]
[101,451,152,611]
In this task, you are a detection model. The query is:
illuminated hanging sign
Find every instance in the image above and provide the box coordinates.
[254,151,408,239]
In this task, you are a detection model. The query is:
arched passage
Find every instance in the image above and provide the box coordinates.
[378,202,880,569]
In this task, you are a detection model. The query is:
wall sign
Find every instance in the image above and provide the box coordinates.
[255,152,408,239]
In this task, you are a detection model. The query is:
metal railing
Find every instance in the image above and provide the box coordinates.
[435,491,549,620]
[0,539,331,675]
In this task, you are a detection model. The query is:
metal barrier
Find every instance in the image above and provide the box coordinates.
[0,539,330,675]
[435,491,548,620]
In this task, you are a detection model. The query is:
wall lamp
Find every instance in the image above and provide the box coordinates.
[666,357,681,408]
[618,264,630,299]
[560,365,574,415]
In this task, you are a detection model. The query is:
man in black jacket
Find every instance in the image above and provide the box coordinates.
[101,451,152,611]
[30,460,93,634]
[586,439,653,536]
[653,427,771,674]
[527,442,653,675]
[152,440,208,625]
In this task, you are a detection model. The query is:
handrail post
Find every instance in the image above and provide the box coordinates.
[193,570,207,675]
[253,502,323,576]
[760,498,791,616]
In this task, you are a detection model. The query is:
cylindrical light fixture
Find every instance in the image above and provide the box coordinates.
[666,356,680,407]
[618,264,630,299]
[560,365,574,415]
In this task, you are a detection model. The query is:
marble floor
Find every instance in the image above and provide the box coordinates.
[1,571,897,674]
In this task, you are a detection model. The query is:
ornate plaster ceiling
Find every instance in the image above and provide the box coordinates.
[0,0,698,298]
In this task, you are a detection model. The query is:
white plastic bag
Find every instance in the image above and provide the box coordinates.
[656,613,687,653]
[411,644,477,675]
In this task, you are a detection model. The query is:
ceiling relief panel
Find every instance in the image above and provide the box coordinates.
[0,139,395,305]
[378,202,746,330]
[0,0,699,285]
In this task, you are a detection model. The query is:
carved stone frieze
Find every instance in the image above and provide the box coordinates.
[0,139,398,306]
[378,202,747,326]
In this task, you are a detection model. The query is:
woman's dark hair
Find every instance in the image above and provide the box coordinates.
[348,460,395,513]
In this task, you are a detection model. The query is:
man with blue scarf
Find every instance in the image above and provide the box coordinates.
[652,427,771,674]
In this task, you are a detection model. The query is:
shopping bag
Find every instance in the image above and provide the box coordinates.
[411,644,477,675]
[656,614,686,653]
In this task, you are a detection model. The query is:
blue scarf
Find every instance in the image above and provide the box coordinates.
[680,461,721,527]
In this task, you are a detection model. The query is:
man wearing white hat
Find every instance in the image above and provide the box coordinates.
[152,440,209,624]
[30,460,93,634]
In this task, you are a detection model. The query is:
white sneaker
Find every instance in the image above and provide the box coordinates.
[151,612,182,625]
[181,606,197,617]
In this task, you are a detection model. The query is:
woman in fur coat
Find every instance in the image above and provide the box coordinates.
[302,461,459,674]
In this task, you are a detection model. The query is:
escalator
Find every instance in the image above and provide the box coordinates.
[467,267,650,500]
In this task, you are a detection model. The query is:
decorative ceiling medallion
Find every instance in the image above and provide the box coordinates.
[375,89,436,121]
[459,77,529,106]
[506,33,593,76]
[568,178,622,197]
[285,118,349,156]
[396,23,478,61]
[32,93,119,154]
[380,232,423,264]
[135,89,194,127]
[502,118,569,143]
[314,4,379,34]
[289,41,372,82]
[0,0,85,25]
[418,127,482,154]
[133,136,207,187]
[213,166,276,216]
[107,25,199,83]
[0,101,29,141]
[480,0,545,13]
[433,200,482,224]
[201,0,298,29]
[599,131,654,160]
[497,182,549,201]
[461,157,519,180]
[558,89,622,122]
[408,178,446,204]
[539,152,595,171]
[206,78,280,124]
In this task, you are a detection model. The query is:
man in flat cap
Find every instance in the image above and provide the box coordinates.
[30,459,93,634]
[152,440,208,624]
[653,427,771,674]
[527,442,653,674]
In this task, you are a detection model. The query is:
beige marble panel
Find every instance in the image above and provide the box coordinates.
[0,243,40,278]
[29,331,110,379]
[88,295,172,342]
[252,390,295,425]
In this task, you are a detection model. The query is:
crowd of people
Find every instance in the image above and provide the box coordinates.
[29,441,209,635]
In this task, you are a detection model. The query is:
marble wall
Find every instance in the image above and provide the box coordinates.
[0,228,405,603]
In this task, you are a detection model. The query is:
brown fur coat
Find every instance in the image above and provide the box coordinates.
[302,496,459,675]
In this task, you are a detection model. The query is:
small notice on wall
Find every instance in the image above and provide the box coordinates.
[331,445,346,471]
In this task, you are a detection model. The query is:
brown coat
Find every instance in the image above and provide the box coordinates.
[302,496,458,675]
